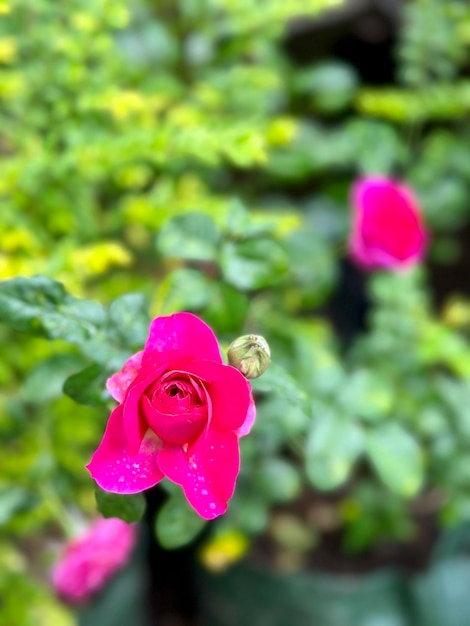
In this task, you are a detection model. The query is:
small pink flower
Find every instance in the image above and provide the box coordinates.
[51,517,136,605]
[87,312,255,520]
[349,176,427,270]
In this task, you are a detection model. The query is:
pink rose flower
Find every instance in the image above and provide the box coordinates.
[349,176,427,270]
[87,312,255,520]
[51,517,136,605]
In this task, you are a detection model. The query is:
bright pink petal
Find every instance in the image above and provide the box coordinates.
[176,360,251,432]
[120,357,201,454]
[235,395,256,437]
[349,176,427,270]
[143,313,223,367]
[86,405,164,494]
[157,430,240,520]
[121,366,167,455]
[106,351,143,403]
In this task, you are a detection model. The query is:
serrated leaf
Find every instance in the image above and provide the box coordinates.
[107,293,150,350]
[284,229,337,307]
[365,423,424,497]
[63,364,110,406]
[294,62,358,113]
[251,362,307,409]
[0,487,32,526]
[155,492,206,549]
[255,395,310,439]
[220,238,288,291]
[338,369,393,423]
[156,212,220,261]
[255,458,301,504]
[226,492,269,534]
[224,199,273,239]
[203,281,249,333]
[158,268,212,314]
[306,411,364,490]
[95,489,146,523]
[21,354,86,403]
[0,276,105,344]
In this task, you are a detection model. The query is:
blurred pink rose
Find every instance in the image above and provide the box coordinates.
[87,312,255,520]
[349,176,427,270]
[51,517,136,605]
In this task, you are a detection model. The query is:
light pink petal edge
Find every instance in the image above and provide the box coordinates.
[106,351,144,403]
[235,395,256,437]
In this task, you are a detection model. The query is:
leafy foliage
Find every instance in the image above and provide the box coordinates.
[3,0,470,620]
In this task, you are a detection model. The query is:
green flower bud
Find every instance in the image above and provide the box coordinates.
[227,334,271,380]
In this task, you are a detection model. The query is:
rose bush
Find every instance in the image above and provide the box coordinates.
[51,517,136,605]
[87,312,255,520]
[349,176,427,271]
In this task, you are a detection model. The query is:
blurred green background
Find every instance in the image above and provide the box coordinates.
[3,0,470,624]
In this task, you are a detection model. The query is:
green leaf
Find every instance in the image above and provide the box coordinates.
[284,229,337,307]
[0,276,105,344]
[203,281,249,333]
[21,354,85,403]
[306,411,364,490]
[220,238,288,290]
[224,492,269,534]
[158,268,212,314]
[346,119,407,175]
[365,423,424,497]
[255,459,301,504]
[156,212,221,261]
[107,293,150,350]
[224,199,274,239]
[295,61,358,113]
[154,492,206,549]
[95,489,146,523]
[255,395,310,438]
[63,364,110,406]
[338,369,393,423]
[251,362,308,410]
[0,487,32,526]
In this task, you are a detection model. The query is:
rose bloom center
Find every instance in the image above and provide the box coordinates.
[140,371,209,445]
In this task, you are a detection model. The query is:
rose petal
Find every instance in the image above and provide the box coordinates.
[122,365,168,455]
[143,312,223,367]
[176,360,251,432]
[106,351,144,403]
[86,405,164,494]
[157,430,240,520]
[235,394,256,437]
[51,518,136,604]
